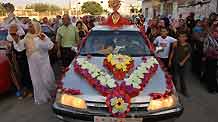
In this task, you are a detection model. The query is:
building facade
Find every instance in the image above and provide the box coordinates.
[178,0,218,18]
[142,0,181,19]
[142,0,218,19]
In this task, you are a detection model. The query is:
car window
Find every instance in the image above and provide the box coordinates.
[80,31,151,56]
[0,30,8,41]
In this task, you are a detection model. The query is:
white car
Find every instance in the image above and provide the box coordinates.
[52,25,183,122]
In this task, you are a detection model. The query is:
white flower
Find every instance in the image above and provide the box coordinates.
[132,83,141,89]
[135,70,144,79]
[98,75,106,83]
[110,97,129,114]
[107,80,116,88]
[146,61,153,68]
[125,58,158,89]
[77,58,86,65]
[110,97,118,106]
[148,57,159,65]
[81,64,88,69]
[77,58,116,88]
[137,67,144,72]
[91,72,99,78]
[140,63,148,69]
[126,73,142,88]
[152,58,159,64]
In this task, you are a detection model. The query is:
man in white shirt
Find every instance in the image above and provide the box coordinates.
[7,24,33,96]
[153,28,177,68]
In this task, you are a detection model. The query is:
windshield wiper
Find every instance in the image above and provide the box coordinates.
[80,53,106,57]
[80,52,152,57]
[130,54,152,57]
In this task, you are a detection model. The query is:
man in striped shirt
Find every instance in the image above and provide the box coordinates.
[203,26,218,94]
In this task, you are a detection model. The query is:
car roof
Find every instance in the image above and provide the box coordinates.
[91,25,140,32]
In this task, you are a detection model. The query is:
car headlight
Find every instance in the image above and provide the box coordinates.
[147,95,177,111]
[60,94,87,109]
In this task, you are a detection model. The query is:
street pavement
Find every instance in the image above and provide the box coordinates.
[0,64,218,122]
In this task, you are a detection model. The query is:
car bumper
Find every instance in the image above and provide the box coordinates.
[52,102,183,122]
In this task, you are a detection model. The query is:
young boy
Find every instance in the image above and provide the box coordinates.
[153,28,177,68]
[169,32,192,97]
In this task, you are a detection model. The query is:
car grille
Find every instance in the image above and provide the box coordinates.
[86,101,149,112]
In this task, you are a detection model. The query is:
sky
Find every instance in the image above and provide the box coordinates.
[2,0,142,8]
[2,0,74,8]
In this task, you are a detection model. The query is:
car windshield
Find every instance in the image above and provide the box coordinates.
[80,31,151,57]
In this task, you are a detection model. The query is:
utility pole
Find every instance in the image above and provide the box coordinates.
[69,0,71,10]
[68,0,71,15]
[217,0,218,13]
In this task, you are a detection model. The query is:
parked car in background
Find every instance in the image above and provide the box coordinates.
[0,28,12,94]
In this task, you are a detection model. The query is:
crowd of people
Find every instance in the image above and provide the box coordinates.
[4,11,218,104]
[5,13,106,104]
[137,12,218,96]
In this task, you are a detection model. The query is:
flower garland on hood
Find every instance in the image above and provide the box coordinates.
[123,57,159,98]
[74,56,159,117]
[149,58,174,100]
[74,58,117,96]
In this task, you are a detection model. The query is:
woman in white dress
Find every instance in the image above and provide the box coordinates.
[16,21,55,104]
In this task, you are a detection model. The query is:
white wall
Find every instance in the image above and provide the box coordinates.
[119,0,142,16]
[142,0,153,19]
[142,0,179,19]
[178,0,217,18]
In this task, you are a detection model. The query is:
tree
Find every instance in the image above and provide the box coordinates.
[50,4,61,12]
[81,1,103,15]
[0,3,6,16]
[26,3,61,13]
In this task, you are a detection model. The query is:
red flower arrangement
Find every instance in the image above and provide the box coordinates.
[103,54,134,80]
[106,87,130,118]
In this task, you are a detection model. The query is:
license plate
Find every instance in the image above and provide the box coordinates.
[94,116,143,122]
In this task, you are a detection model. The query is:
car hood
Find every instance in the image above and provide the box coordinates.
[62,56,169,103]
